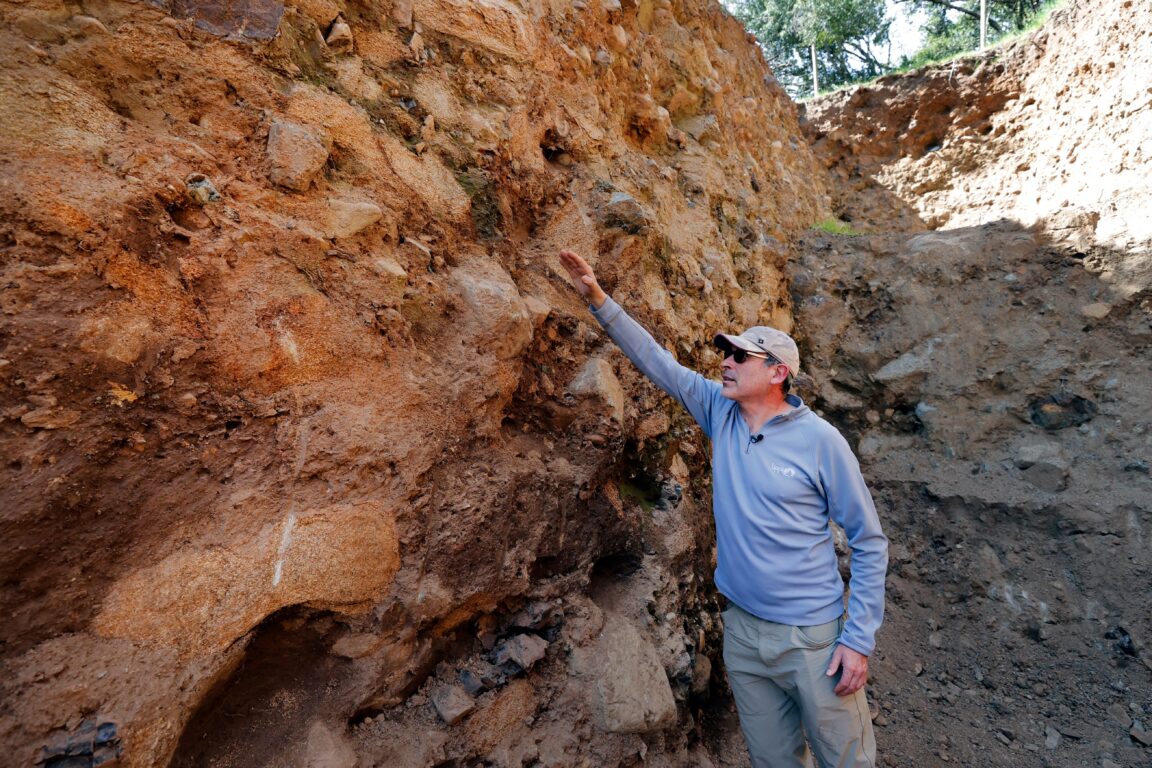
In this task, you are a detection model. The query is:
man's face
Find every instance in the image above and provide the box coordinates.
[718,347,789,403]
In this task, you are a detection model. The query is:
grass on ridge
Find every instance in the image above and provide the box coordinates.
[811,218,864,236]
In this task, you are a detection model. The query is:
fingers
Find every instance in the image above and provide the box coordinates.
[558,250,607,307]
[828,645,868,696]
[558,249,586,274]
[559,251,593,286]
[557,251,579,279]
[836,663,867,696]
[825,647,842,678]
[834,665,865,696]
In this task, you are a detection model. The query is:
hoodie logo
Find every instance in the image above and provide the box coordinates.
[769,463,797,478]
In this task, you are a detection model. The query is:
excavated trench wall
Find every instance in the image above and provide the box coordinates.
[3,0,1151,764]
[795,1,1151,764]
[0,0,829,764]
[804,0,1152,270]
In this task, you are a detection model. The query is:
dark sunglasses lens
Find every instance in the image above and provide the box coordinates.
[731,349,748,363]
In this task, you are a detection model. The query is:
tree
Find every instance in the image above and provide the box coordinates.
[897,0,1051,66]
[729,0,893,98]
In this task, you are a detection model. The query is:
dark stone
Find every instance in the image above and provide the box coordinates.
[458,660,503,695]
[458,669,488,697]
[496,659,523,677]
[43,758,90,768]
[599,192,653,234]
[41,719,122,767]
[41,740,73,760]
[93,744,122,766]
[151,0,285,39]
[493,633,549,673]
[1020,461,1068,493]
[1027,392,1097,430]
[1105,625,1139,657]
[655,481,683,510]
[509,601,563,632]
[95,723,118,746]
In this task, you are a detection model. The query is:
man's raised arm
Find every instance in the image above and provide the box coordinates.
[558,250,608,309]
[555,250,722,437]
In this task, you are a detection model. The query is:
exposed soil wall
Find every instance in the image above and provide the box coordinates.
[804,0,1152,276]
[0,0,829,765]
[2,0,1150,765]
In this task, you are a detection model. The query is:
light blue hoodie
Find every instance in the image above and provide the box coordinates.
[591,297,888,656]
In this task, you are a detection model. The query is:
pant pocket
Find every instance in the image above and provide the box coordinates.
[794,617,840,649]
[721,604,754,647]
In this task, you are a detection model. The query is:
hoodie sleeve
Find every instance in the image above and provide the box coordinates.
[590,297,723,437]
[817,427,888,656]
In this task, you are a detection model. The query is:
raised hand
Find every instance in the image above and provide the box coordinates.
[558,250,608,309]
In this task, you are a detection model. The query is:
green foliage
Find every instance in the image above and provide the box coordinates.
[728,0,892,98]
[726,0,1065,98]
[900,0,1063,70]
[1017,0,1062,32]
[454,167,503,239]
[618,480,660,511]
[811,217,863,235]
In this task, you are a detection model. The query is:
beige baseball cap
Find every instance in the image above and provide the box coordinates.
[713,326,801,376]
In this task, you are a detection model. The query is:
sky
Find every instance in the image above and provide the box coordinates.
[720,0,930,65]
[887,1,930,60]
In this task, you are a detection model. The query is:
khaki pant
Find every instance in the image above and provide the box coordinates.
[722,604,876,768]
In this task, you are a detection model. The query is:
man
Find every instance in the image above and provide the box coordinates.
[558,250,887,768]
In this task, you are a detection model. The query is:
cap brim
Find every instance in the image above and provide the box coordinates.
[713,333,761,353]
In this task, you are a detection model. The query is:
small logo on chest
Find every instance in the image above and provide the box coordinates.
[769,463,797,478]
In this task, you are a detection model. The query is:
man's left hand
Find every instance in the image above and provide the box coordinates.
[826,644,869,696]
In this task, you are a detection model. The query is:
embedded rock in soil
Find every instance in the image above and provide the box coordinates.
[325,198,385,239]
[493,633,549,673]
[430,685,477,726]
[268,120,331,192]
[1027,392,1099,431]
[582,612,678,734]
[567,357,626,426]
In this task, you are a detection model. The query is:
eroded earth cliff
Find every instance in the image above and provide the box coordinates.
[1,0,1149,765]
[0,0,827,765]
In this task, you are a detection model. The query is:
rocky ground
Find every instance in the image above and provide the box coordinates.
[795,1,1152,763]
[791,224,1152,768]
[1,0,1150,765]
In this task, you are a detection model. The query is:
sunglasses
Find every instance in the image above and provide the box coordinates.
[717,345,779,365]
